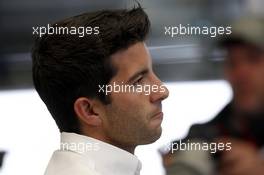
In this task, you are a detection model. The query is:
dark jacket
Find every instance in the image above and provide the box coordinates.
[186,102,264,148]
[163,102,264,175]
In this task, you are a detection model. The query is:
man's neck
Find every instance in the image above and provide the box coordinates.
[81,129,136,154]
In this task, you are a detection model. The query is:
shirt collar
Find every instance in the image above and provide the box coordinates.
[60,132,142,175]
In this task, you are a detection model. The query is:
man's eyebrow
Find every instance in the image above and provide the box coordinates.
[127,68,149,83]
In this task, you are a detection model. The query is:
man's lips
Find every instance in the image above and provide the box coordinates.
[152,111,163,120]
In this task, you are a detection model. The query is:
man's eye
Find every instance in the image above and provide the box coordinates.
[133,77,143,85]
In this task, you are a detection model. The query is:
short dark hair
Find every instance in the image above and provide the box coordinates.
[32,5,150,133]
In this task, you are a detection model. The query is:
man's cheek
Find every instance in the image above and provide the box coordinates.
[121,91,147,102]
[113,95,138,110]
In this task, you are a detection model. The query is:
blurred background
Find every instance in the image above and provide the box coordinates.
[0,0,263,174]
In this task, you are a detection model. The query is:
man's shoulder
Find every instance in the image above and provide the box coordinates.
[44,150,100,175]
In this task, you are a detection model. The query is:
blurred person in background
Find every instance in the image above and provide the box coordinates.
[162,17,264,175]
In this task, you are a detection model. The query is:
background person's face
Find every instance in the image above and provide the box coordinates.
[224,44,264,113]
[100,42,169,149]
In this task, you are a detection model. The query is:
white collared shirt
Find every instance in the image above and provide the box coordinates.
[44,132,142,175]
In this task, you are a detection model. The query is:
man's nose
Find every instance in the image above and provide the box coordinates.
[150,75,169,103]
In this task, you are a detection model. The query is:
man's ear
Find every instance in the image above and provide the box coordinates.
[74,97,102,126]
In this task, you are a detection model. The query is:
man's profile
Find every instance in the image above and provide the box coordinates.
[32,5,169,175]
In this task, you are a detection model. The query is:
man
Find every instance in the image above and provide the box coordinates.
[162,17,264,175]
[32,6,169,175]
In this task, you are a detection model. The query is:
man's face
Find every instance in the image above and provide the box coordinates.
[100,42,169,148]
[224,44,264,113]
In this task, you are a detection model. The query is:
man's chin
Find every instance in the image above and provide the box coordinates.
[153,127,162,141]
[140,127,162,145]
